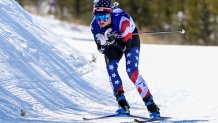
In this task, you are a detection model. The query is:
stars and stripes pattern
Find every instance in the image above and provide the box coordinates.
[106,47,151,98]
[107,60,123,94]
[94,0,111,8]
[93,0,112,14]
[120,16,135,42]
[125,47,140,77]
[125,47,151,99]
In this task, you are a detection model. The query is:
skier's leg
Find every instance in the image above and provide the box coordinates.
[106,60,123,94]
[125,47,160,117]
[125,47,151,99]
[105,47,130,114]
[105,46,124,94]
[125,28,160,118]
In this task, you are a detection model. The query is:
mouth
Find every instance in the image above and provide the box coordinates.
[99,22,105,25]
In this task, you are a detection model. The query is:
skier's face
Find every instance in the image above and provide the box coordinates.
[94,14,111,28]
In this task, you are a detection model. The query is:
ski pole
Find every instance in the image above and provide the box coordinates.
[132,29,186,35]
[113,29,185,38]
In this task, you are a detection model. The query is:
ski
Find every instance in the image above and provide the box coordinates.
[134,116,171,122]
[83,113,149,121]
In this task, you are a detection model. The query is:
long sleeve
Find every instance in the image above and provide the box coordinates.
[91,20,106,54]
[119,17,134,52]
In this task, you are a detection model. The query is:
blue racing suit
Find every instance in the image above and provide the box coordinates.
[91,8,151,99]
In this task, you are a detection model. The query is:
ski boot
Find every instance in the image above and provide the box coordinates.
[115,93,130,115]
[143,95,160,118]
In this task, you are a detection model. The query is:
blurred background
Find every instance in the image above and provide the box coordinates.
[15,0,218,45]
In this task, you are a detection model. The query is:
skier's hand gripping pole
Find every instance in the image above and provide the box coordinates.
[104,28,126,52]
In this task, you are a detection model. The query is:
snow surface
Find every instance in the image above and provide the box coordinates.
[0,0,218,122]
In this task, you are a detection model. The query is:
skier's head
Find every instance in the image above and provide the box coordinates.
[93,0,112,14]
[93,0,112,27]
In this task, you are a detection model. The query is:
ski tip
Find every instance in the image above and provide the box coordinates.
[134,118,140,122]
[134,116,171,122]
[82,117,89,120]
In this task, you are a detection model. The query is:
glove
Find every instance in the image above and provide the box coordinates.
[96,33,108,46]
[104,28,127,52]
[95,28,116,49]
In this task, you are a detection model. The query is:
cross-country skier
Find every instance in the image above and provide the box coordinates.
[90,0,160,118]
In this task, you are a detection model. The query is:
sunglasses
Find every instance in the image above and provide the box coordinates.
[94,14,109,22]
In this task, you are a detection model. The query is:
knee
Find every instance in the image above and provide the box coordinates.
[126,63,139,79]
[127,70,139,83]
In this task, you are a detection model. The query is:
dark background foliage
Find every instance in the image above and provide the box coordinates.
[16,0,218,45]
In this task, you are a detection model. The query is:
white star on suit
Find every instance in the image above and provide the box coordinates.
[136,49,139,53]
[109,65,114,70]
[112,73,116,78]
[135,56,139,61]
[115,80,120,84]
[127,60,131,65]
[126,53,131,57]
[127,68,131,73]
